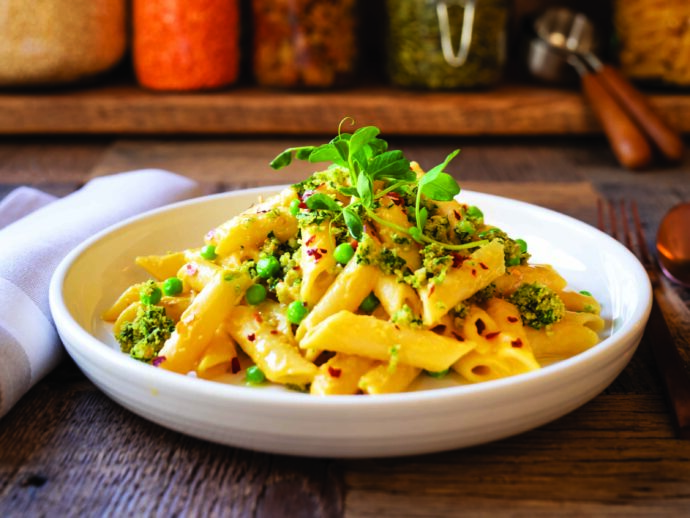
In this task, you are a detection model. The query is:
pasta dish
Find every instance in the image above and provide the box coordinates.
[103,124,604,395]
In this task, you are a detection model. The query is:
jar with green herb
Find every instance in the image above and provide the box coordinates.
[386,0,508,90]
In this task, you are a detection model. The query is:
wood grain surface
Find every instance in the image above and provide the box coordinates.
[1,136,689,517]
[1,85,689,137]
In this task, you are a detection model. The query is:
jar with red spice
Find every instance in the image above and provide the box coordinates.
[133,0,240,91]
[252,0,358,89]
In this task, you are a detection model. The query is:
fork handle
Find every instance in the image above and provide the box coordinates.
[647,293,690,438]
[597,65,685,163]
[581,71,653,170]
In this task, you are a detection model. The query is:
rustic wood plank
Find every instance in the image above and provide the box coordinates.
[1,84,689,136]
[0,370,344,517]
[343,395,690,517]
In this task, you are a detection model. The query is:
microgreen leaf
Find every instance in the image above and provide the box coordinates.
[408,226,423,243]
[368,150,414,182]
[343,206,363,241]
[333,139,350,163]
[349,126,380,157]
[418,206,428,229]
[305,193,341,212]
[421,172,460,201]
[426,149,460,176]
[308,143,345,166]
[338,186,358,197]
[356,172,373,208]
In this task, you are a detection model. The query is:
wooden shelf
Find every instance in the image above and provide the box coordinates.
[2,83,689,136]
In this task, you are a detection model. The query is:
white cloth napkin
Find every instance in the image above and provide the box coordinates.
[0,169,200,418]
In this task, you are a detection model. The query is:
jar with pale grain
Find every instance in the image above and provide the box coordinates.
[0,0,126,87]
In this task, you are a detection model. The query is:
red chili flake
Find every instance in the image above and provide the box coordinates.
[485,331,500,340]
[247,333,256,342]
[306,248,323,261]
[453,210,461,220]
[451,253,466,268]
[451,332,465,341]
[319,248,327,254]
[511,339,523,348]
[471,269,477,277]
[429,284,436,296]
[507,316,519,323]
[230,357,241,374]
[394,325,401,331]
[350,239,359,250]
[152,356,166,367]
[270,329,279,335]
[387,192,404,206]
[253,312,263,323]
[205,229,216,240]
[185,263,198,276]
[328,366,342,378]
[475,318,486,335]
[479,262,489,270]
[305,235,316,246]
[292,265,301,271]
[299,200,308,209]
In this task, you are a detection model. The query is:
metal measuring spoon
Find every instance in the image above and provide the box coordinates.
[529,8,684,169]
[657,203,690,287]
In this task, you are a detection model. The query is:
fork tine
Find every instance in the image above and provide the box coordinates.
[619,200,635,251]
[631,200,654,268]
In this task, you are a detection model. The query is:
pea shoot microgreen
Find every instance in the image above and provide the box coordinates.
[270,122,486,251]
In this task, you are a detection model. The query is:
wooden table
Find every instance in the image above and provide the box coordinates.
[1,135,690,516]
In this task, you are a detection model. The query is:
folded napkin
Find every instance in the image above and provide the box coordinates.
[0,170,200,418]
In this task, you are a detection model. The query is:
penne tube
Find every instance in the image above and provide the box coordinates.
[227,305,318,386]
[158,270,251,374]
[310,354,378,395]
[296,258,379,341]
[301,311,475,372]
[358,362,421,395]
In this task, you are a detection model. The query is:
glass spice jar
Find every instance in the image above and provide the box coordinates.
[252,0,358,89]
[386,0,508,90]
[613,0,690,87]
[0,0,126,87]
[133,0,240,91]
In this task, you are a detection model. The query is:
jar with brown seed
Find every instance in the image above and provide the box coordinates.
[386,0,508,90]
[0,0,126,87]
[252,0,358,88]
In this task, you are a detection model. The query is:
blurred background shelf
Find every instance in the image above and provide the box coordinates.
[2,83,689,136]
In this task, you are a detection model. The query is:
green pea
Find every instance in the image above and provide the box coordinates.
[201,244,217,260]
[289,198,301,216]
[140,283,162,305]
[506,256,521,267]
[162,277,183,296]
[425,368,450,379]
[246,284,267,305]
[256,256,280,279]
[466,206,483,220]
[515,238,528,253]
[456,219,475,234]
[246,365,266,384]
[333,242,355,264]
[359,292,379,313]
[287,300,308,324]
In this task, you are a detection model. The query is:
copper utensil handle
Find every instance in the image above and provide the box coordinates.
[598,65,685,163]
[581,71,653,170]
[647,289,690,438]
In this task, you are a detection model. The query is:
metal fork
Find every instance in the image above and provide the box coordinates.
[598,199,690,439]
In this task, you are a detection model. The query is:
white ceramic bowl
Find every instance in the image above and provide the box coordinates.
[49,187,651,458]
